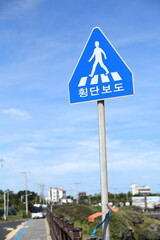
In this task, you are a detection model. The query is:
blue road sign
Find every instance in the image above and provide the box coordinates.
[68,27,134,104]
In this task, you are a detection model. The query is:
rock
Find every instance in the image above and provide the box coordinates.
[147,224,160,240]
[132,214,144,225]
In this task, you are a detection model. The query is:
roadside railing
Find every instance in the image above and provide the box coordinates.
[47,209,82,240]
[87,238,102,240]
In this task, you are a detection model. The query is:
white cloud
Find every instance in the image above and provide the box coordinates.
[107,138,160,172]
[30,161,99,176]
[0,0,45,20]
[2,108,30,120]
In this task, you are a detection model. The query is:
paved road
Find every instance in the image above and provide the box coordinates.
[10,218,51,240]
[0,220,25,240]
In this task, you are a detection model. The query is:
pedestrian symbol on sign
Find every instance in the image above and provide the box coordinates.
[89,41,109,77]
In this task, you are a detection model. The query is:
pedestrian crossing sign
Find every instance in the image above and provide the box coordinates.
[68,27,134,104]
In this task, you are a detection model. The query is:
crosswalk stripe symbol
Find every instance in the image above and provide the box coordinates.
[101,74,110,83]
[111,72,122,81]
[78,72,121,87]
[78,76,88,87]
[90,75,98,85]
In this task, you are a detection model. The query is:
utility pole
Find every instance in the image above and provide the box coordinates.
[38,184,45,203]
[3,190,9,220]
[3,191,6,220]
[21,195,24,202]
[74,183,80,204]
[41,184,45,204]
[38,184,41,203]
[6,190,9,217]
[20,172,28,216]
[38,184,42,203]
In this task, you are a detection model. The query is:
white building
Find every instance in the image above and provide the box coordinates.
[49,187,66,203]
[131,184,151,195]
[59,188,66,199]
[61,198,73,204]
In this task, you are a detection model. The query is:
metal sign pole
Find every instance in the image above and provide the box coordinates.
[97,100,110,240]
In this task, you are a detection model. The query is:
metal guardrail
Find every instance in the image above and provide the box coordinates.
[47,210,82,240]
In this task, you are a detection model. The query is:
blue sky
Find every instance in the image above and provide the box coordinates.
[0,0,160,197]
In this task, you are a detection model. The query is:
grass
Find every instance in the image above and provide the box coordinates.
[53,205,160,240]
[0,211,31,222]
[54,205,103,239]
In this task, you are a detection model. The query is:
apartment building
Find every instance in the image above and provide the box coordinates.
[78,192,87,197]
[131,184,151,195]
[49,187,66,203]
